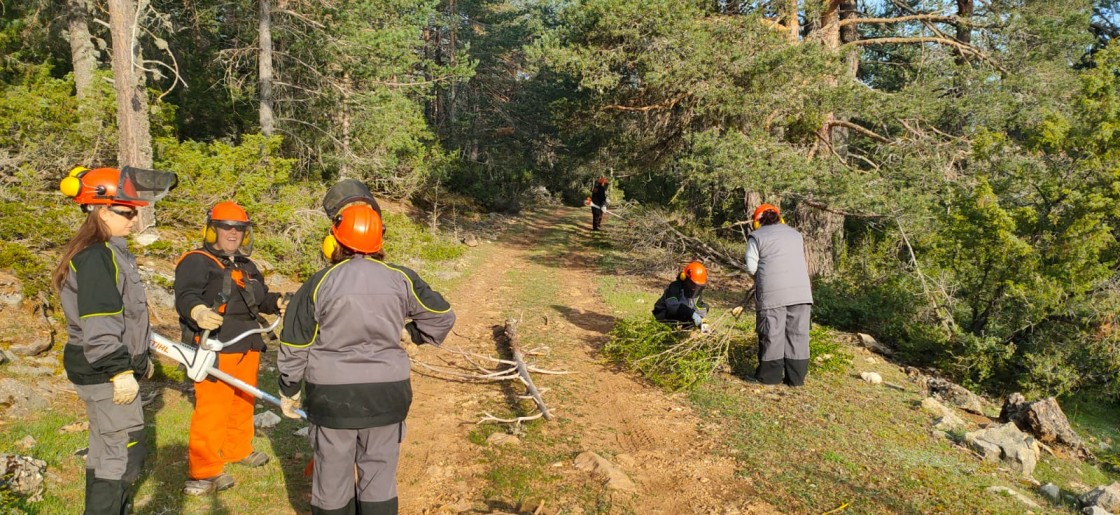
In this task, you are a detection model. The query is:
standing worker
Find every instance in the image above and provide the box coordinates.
[652,261,711,334]
[277,189,456,514]
[174,201,286,495]
[745,203,813,386]
[590,177,609,231]
[53,166,177,513]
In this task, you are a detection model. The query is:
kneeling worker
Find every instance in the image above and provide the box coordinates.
[652,261,711,333]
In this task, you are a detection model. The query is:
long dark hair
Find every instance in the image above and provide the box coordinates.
[52,207,112,290]
[758,210,781,226]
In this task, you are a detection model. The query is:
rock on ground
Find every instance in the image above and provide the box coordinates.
[965,423,1040,477]
[1080,482,1120,512]
[0,454,47,501]
[1040,483,1060,501]
[921,397,967,432]
[859,371,882,385]
[923,377,985,414]
[253,411,281,429]
[573,451,636,492]
[856,333,894,356]
[1001,393,1091,459]
[0,378,49,418]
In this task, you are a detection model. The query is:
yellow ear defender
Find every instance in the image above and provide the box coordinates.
[751,215,785,230]
[321,234,339,261]
[679,270,687,281]
[204,226,218,244]
[59,166,89,198]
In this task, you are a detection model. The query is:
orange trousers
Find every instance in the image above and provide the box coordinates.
[188,350,260,480]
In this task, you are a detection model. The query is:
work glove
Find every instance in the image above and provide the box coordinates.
[190,304,224,331]
[701,323,712,335]
[731,306,744,317]
[111,371,139,405]
[144,357,155,380]
[277,294,291,316]
[280,391,302,419]
[691,312,704,327]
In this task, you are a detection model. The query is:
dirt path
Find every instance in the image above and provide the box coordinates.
[398,207,767,514]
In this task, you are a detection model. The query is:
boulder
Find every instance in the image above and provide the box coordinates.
[574,451,636,492]
[0,378,48,418]
[1084,506,1111,515]
[1040,483,1060,502]
[0,454,47,501]
[0,347,9,365]
[1001,393,1091,459]
[964,423,1040,477]
[924,377,984,414]
[1080,483,1120,512]
[856,333,894,356]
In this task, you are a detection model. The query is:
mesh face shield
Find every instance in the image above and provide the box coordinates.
[206,220,254,257]
[116,166,178,205]
[322,179,382,219]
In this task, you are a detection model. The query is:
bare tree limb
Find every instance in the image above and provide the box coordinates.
[826,119,893,143]
[840,14,961,27]
[843,37,1007,72]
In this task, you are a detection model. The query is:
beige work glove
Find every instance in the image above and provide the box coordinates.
[276,295,290,317]
[731,306,744,317]
[144,357,155,379]
[280,391,302,419]
[700,323,712,335]
[111,371,139,405]
[190,304,224,330]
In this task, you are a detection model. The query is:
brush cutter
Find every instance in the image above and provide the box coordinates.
[149,317,307,420]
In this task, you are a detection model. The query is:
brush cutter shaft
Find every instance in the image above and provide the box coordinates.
[150,331,307,419]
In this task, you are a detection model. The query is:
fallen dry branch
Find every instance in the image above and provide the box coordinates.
[504,318,553,420]
[408,322,566,423]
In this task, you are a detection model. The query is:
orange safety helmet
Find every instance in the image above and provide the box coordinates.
[751,203,783,230]
[204,201,254,256]
[597,177,608,186]
[60,167,148,208]
[322,203,384,260]
[679,261,708,285]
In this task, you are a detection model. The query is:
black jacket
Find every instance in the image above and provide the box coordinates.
[652,279,708,325]
[174,247,280,353]
[591,183,608,206]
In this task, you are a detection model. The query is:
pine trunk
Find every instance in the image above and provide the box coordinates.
[108,0,154,228]
[259,0,275,136]
[67,0,96,102]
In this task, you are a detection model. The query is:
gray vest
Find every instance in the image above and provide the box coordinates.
[749,224,813,310]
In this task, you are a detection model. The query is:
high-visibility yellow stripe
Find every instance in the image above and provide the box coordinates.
[367,259,451,314]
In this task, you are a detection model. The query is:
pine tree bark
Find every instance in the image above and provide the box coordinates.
[955,0,973,65]
[259,0,275,135]
[108,0,154,227]
[67,0,96,102]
